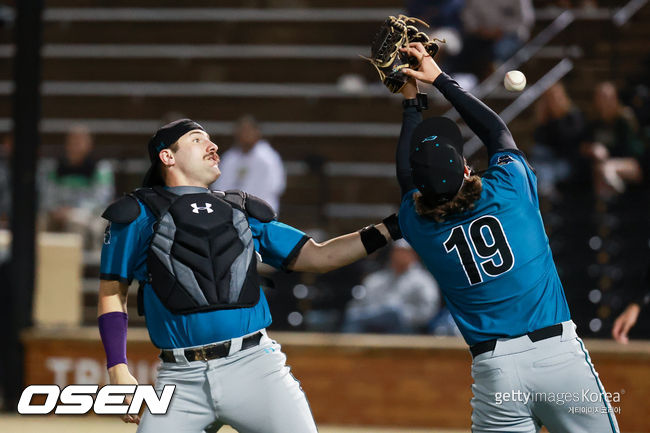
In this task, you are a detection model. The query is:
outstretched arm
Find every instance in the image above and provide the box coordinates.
[402,43,517,158]
[289,216,401,273]
[396,79,425,196]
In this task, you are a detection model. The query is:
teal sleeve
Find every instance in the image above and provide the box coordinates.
[99,202,153,284]
[248,217,310,270]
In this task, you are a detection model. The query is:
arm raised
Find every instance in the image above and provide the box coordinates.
[402,42,517,157]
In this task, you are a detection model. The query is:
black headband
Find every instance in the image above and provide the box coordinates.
[147,118,205,162]
[142,118,205,187]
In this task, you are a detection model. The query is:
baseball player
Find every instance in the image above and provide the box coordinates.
[98,119,401,432]
[393,42,620,432]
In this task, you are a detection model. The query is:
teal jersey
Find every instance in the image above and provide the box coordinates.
[101,191,309,349]
[399,151,571,345]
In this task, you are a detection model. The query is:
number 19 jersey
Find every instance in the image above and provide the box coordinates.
[399,150,571,345]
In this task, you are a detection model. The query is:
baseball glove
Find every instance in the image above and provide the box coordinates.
[366,15,444,93]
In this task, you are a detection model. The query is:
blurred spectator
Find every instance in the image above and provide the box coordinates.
[42,124,114,249]
[581,82,645,198]
[406,0,465,32]
[459,0,535,79]
[406,0,466,75]
[628,84,650,139]
[210,115,286,212]
[0,134,11,228]
[621,55,650,175]
[532,83,588,196]
[342,240,440,334]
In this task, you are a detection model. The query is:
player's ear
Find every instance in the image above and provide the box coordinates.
[159,149,175,167]
[464,165,471,179]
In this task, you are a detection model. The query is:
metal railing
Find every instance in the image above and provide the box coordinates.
[459,0,647,156]
[613,0,648,26]
[445,9,575,121]
[458,0,647,107]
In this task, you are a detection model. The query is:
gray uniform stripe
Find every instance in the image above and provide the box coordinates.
[151,213,175,275]
[151,211,209,307]
[577,339,619,432]
[172,257,209,307]
[228,209,255,303]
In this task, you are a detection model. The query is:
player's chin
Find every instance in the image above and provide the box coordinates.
[208,166,221,183]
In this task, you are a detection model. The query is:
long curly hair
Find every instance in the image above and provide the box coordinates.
[414,174,483,222]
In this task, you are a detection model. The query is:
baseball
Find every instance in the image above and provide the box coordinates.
[504,70,526,91]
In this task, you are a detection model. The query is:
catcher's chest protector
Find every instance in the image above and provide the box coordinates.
[133,187,260,315]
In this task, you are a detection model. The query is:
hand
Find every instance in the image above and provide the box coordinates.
[400,42,443,84]
[612,303,641,344]
[580,142,609,162]
[108,363,141,424]
[593,160,625,197]
[400,78,418,100]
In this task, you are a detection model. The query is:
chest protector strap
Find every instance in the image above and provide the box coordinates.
[132,186,261,315]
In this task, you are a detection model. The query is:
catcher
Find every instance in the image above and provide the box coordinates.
[98,119,402,432]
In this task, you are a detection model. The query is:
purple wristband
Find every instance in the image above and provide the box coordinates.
[98,311,128,369]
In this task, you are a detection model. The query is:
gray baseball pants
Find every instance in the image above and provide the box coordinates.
[137,330,318,433]
[471,320,620,433]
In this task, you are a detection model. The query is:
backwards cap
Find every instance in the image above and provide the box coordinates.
[409,117,465,205]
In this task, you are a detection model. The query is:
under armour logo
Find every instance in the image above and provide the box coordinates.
[191,203,213,214]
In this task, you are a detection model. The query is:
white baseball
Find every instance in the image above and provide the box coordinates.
[504,70,526,92]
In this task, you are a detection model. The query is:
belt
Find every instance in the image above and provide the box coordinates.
[470,324,563,358]
[160,331,263,363]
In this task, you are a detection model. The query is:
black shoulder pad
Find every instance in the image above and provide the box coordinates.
[244,193,277,222]
[222,190,246,212]
[132,186,175,218]
[101,194,141,223]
